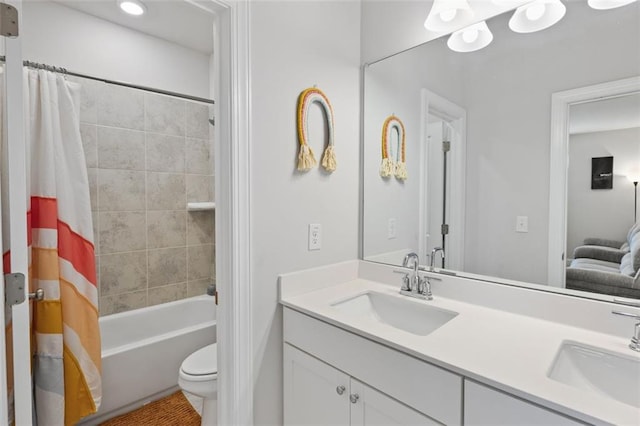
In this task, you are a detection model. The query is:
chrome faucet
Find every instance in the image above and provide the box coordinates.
[430,247,445,271]
[396,252,432,300]
[612,310,640,352]
[401,252,419,291]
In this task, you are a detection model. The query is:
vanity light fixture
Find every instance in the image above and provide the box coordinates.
[508,0,566,33]
[588,0,638,9]
[447,21,493,53]
[424,0,475,32]
[118,0,146,16]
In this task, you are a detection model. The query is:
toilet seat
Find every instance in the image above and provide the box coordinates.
[180,343,218,382]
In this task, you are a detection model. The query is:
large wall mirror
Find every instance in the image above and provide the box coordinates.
[362,0,640,301]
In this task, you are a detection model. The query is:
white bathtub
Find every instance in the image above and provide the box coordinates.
[80,295,217,424]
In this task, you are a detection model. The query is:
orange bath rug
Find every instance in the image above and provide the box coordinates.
[99,391,201,426]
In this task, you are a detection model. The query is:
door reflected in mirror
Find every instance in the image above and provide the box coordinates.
[362,0,640,300]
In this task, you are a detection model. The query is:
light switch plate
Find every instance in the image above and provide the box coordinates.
[516,216,528,233]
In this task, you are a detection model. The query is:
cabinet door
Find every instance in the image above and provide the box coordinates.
[284,343,350,426]
[350,379,442,426]
[464,381,584,425]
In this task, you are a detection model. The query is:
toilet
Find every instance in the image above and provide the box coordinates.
[179,343,218,425]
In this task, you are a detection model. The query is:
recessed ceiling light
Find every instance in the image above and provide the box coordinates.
[118,0,146,16]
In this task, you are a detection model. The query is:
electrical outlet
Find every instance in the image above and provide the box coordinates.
[308,224,321,250]
[388,218,397,239]
[516,216,528,233]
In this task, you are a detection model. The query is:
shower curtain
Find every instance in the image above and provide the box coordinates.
[2,68,102,425]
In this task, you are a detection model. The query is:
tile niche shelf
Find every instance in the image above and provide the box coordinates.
[187,202,216,211]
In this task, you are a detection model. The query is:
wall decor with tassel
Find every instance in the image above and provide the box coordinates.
[296,87,337,173]
[380,115,407,181]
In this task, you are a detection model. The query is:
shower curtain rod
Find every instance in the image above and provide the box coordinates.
[0,56,215,105]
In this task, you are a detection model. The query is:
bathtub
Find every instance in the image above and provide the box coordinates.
[80,295,216,424]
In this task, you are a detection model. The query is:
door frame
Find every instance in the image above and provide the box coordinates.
[208,0,253,425]
[2,0,32,423]
[419,89,466,270]
[547,76,640,288]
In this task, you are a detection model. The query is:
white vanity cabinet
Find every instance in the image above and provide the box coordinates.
[283,308,463,425]
[284,344,440,426]
[464,381,585,425]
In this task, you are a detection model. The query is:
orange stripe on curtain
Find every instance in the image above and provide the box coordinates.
[63,346,96,425]
[60,281,101,368]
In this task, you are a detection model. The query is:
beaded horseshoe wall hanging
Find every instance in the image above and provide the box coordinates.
[380,115,407,180]
[296,87,337,172]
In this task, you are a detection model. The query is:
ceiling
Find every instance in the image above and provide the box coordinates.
[52,0,216,54]
[570,92,640,135]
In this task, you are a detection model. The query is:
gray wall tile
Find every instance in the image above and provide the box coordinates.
[87,168,97,212]
[188,244,214,281]
[97,126,145,170]
[146,133,185,173]
[186,102,210,139]
[148,247,187,287]
[98,85,144,130]
[100,291,147,316]
[147,172,185,210]
[100,251,147,295]
[145,93,186,136]
[99,211,146,254]
[80,124,98,168]
[187,279,212,298]
[148,283,187,306]
[98,169,145,211]
[187,211,214,245]
[186,174,213,202]
[72,77,102,124]
[148,210,186,248]
[185,138,211,175]
[87,90,216,315]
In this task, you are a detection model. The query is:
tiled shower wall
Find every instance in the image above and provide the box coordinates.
[74,77,216,316]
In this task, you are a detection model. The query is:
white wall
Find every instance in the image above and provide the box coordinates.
[567,127,640,256]
[249,2,361,424]
[21,1,211,98]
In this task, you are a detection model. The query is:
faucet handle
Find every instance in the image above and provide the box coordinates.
[393,270,412,291]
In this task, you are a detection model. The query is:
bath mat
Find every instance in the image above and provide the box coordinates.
[99,391,201,426]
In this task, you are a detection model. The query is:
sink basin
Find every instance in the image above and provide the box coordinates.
[330,291,458,336]
[548,341,640,408]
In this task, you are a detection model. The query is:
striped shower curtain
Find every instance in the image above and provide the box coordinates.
[5,68,101,425]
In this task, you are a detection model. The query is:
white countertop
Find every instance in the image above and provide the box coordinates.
[280,272,640,425]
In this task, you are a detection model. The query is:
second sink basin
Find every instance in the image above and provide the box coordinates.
[548,341,640,408]
[330,291,458,336]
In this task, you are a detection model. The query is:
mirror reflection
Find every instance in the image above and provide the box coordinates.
[362,0,640,300]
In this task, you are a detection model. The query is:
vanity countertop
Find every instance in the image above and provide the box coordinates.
[280,272,640,426]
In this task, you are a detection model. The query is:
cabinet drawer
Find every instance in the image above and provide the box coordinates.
[464,380,584,425]
[284,308,462,425]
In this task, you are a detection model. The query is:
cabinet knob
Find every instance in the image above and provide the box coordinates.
[336,385,346,395]
[350,393,359,404]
